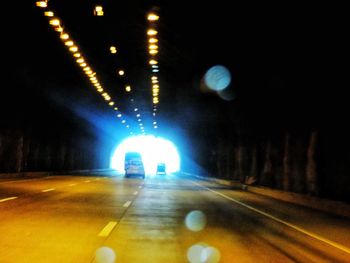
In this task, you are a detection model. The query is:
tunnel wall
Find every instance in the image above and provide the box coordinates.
[0,128,108,175]
[190,128,349,204]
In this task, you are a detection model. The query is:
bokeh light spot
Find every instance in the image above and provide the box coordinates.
[204,65,231,91]
[185,210,207,232]
[94,247,116,263]
[187,244,206,263]
[217,87,235,101]
[202,246,221,263]
[187,243,221,263]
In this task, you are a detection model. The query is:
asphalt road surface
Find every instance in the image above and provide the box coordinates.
[1,172,349,263]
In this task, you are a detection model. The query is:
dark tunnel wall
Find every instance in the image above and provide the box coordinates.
[184,124,349,204]
[0,125,109,174]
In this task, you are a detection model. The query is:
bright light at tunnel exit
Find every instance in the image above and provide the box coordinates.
[110,135,180,175]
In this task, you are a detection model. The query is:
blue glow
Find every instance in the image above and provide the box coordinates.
[110,135,180,174]
[204,65,231,91]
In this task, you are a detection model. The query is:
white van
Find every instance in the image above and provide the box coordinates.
[124,152,145,179]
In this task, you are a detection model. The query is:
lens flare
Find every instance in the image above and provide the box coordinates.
[204,65,231,91]
[217,87,235,101]
[111,135,180,174]
[187,244,206,263]
[94,247,116,263]
[202,246,221,263]
[185,210,207,232]
[187,244,221,263]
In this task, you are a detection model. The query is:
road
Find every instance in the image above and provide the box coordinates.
[1,172,349,263]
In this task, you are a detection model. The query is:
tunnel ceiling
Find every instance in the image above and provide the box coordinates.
[3,0,325,143]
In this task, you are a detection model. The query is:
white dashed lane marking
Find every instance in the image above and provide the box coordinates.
[41,188,55,193]
[0,197,18,203]
[123,201,132,208]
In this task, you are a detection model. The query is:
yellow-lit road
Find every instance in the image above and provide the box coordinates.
[1,173,350,263]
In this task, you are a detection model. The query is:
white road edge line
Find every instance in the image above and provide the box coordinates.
[98,221,118,237]
[0,197,18,203]
[41,188,55,192]
[123,201,132,207]
[192,181,350,255]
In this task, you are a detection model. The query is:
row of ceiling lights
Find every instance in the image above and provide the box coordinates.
[113,49,146,135]
[94,5,147,135]
[95,5,163,133]
[35,1,148,135]
[146,11,160,130]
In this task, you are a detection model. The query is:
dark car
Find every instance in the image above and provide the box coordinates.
[156,162,166,175]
